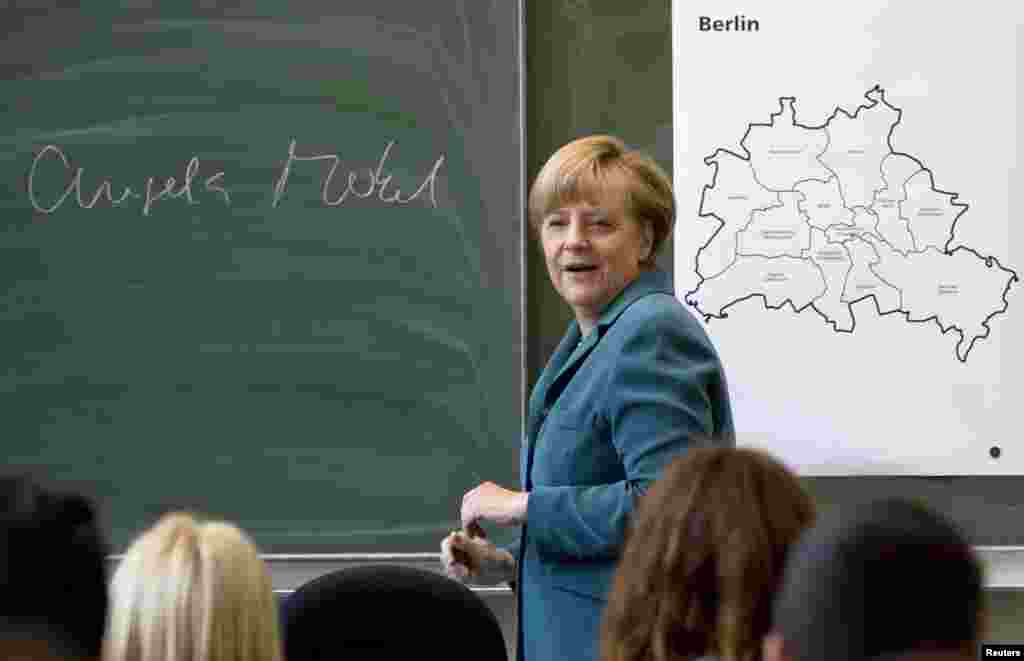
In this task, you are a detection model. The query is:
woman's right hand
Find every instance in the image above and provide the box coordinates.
[439,530,515,586]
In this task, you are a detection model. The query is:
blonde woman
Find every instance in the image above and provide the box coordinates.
[443,135,735,661]
[105,513,282,661]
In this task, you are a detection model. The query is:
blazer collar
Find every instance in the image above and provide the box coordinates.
[591,268,674,332]
[540,269,674,403]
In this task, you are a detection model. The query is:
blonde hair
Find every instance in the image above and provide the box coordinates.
[527,135,675,268]
[104,513,282,661]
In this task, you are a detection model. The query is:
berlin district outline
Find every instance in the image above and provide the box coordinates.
[686,85,1019,363]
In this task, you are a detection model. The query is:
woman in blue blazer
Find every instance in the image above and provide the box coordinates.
[441,135,735,661]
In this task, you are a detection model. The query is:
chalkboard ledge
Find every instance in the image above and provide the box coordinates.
[107,552,515,595]
[978,547,1024,589]
[105,548,1024,591]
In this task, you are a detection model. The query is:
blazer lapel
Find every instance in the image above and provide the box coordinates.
[523,270,676,487]
[527,325,580,434]
[544,270,674,405]
[545,329,600,406]
[522,325,579,489]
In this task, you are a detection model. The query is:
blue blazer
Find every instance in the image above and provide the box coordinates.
[510,269,734,661]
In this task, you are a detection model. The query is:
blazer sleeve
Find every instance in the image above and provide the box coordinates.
[525,301,721,560]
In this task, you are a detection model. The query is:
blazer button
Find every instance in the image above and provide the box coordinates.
[540,405,550,418]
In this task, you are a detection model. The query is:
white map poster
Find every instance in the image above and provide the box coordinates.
[672,0,1022,474]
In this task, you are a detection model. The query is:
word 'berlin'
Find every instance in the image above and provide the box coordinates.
[698,15,760,32]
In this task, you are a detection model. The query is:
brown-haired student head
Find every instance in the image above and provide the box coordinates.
[601,447,816,661]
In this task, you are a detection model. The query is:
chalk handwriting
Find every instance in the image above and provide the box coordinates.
[25,141,442,216]
[272,139,445,209]
[27,145,230,216]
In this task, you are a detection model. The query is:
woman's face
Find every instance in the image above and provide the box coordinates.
[541,194,652,332]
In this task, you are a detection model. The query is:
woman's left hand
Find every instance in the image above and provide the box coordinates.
[461,481,529,529]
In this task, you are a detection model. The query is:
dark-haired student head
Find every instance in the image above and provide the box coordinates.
[601,447,815,661]
[763,497,985,661]
[0,474,109,661]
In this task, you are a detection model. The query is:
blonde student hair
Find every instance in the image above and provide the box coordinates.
[104,512,282,661]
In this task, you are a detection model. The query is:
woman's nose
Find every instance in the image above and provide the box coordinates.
[565,219,589,247]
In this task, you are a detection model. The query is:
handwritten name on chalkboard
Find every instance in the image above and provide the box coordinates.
[26,140,445,216]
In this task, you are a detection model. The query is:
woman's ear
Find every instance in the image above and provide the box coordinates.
[641,221,654,263]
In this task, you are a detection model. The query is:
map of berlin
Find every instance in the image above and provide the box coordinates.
[685,86,1019,363]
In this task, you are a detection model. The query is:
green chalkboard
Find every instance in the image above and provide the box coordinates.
[1,1,523,552]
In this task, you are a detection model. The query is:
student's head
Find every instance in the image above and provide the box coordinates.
[764,498,984,661]
[601,447,816,661]
[105,512,282,661]
[0,474,109,661]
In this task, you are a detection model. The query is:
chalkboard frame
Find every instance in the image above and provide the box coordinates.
[1,0,528,555]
